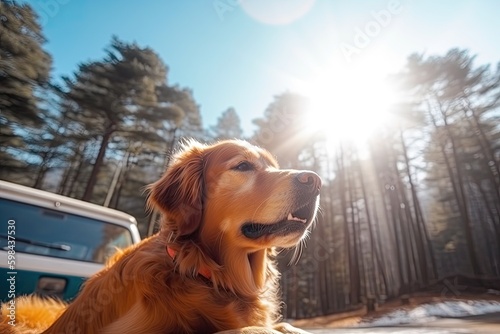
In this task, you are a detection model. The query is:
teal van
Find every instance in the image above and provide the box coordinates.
[0,180,141,301]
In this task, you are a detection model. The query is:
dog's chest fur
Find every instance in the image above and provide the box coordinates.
[111,235,278,332]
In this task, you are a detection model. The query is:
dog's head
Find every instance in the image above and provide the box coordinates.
[148,139,321,251]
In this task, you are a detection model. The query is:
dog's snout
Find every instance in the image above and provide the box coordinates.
[295,171,322,192]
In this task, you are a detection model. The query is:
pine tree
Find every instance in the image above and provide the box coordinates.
[0,1,52,175]
[61,37,168,201]
[210,107,243,140]
[396,49,500,276]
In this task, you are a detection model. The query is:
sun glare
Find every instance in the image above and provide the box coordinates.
[301,65,398,149]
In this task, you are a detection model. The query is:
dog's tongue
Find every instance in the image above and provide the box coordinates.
[287,212,307,224]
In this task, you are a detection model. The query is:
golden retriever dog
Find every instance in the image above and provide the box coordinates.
[1,139,321,334]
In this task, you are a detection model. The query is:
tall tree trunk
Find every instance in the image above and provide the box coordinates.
[58,143,84,195]
[111,150,134,209]
[346,147,364,303]
[473,179,500,258]
[34,115,69,189]
[33,161,48,189]
[399,128,436,283]
[462,101,500,244]
[371,139,406,294]
[356,153,388,297]
[370,190,390,295]
[82,123,115,201]
[337,143,360,306]
[434,98,482,276]
[67,145,86,197]
[463,98,500,191]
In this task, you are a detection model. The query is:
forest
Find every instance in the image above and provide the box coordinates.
[1,1,499,318]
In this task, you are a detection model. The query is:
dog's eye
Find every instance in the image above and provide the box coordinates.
[233,161,254,172]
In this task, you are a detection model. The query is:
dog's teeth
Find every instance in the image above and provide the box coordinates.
[287,213,307,223]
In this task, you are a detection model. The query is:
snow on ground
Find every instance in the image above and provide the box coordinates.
[358,300,500,327]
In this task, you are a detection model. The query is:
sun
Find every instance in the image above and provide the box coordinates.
[299,63,399,149]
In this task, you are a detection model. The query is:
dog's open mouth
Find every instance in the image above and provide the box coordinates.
[241,200,317,239]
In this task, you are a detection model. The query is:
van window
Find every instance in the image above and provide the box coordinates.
[0,198,134,264]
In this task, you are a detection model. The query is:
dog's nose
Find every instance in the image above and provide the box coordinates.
[295,171,322,192]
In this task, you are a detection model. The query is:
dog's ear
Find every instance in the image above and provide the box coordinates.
[148,142,206,236]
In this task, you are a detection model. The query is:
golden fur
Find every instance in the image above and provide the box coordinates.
[1,140,321,334]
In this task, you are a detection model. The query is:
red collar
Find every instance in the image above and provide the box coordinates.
[166,246,212,280]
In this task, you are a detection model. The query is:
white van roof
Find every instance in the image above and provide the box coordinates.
[0,180,137,227]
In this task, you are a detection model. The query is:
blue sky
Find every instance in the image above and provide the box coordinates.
[25,0,500,136]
